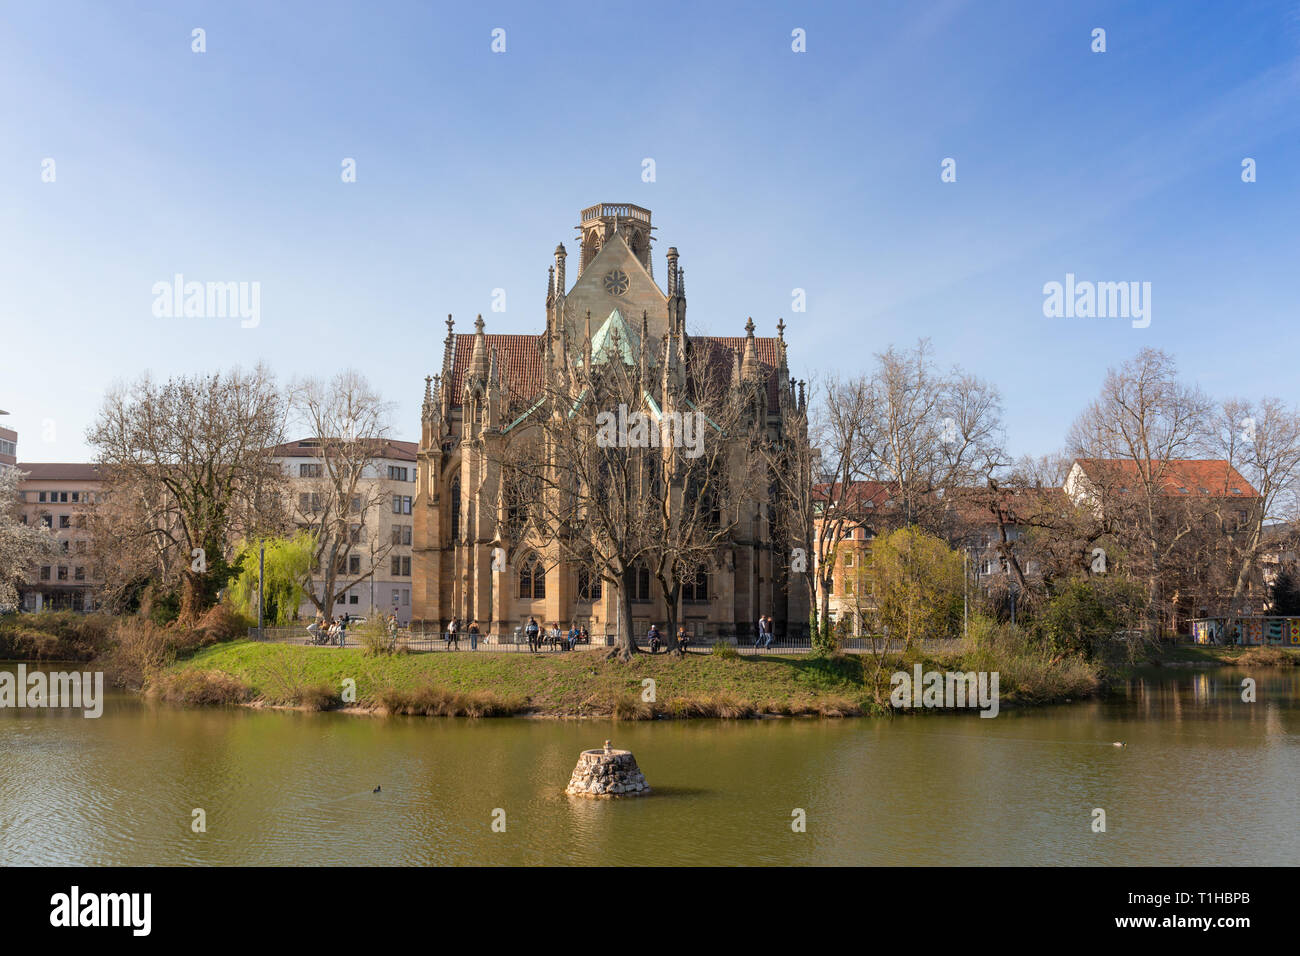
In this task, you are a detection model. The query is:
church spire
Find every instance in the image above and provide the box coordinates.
[741,316,759,381]
[469,314,488,383]
[583,310,593,368]
[776,316,789,377]
[439,315,455,410]
[639,310,649,379]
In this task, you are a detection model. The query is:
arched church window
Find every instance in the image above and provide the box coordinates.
[519,553,546,600]
[450,477,461,541]
[682,567,709,602]
[577,564,602,602]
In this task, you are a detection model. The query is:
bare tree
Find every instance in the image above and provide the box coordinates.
[497,322,766,661]
[1205,396,1300,609]
[863,340,1006,534]
[87,366,287,625]
[646,352,764,652]
[797,375,875,646]
[86,470,182,613]
[287,370,397,618]
[1067,347,1211,636]
[499,337,657,660]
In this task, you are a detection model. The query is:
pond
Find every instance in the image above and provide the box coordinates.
[1,664,1295,865]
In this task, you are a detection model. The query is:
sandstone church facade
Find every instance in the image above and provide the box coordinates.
[412,203,809,642]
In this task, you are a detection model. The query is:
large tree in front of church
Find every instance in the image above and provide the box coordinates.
[498,311,760,661]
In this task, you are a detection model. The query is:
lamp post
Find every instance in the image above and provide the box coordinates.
[963,547,969,641]
[257,541,265,638]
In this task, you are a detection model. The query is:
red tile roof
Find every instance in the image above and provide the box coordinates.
[16,463,104,481]
[812,481,892,510]
[1072,459,1258,498]
[694,336,783,406]
[270,438,418,462]
[448,333,546,402]
[447,332,786,409]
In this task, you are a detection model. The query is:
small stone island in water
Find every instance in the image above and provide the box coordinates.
[565,741,651,798]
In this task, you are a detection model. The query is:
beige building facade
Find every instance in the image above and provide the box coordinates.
[412,203,810,641]
[15,462,105,611]
[272,438,420,623]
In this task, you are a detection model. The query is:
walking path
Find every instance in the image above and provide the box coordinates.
[249,626,963,657]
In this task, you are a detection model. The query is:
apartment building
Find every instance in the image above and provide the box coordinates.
[14,462,105,611]
[0,409,17,470]
[271,438,419,624]
[812,481,890,637]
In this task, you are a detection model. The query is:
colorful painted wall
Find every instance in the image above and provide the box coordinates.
[1191,617,1300,645]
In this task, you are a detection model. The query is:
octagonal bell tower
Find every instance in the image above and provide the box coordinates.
[577,203,655,278]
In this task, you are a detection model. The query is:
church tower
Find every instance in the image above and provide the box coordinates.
[577,203,655,278]
[413,203,809,641]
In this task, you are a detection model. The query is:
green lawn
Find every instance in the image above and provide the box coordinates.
[166,641,873,717]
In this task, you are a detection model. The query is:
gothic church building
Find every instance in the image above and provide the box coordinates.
[413,203,808,641]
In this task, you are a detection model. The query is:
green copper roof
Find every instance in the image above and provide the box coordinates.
[580,308,646,367]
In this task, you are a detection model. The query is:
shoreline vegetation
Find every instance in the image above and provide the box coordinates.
[2,611,1295,720]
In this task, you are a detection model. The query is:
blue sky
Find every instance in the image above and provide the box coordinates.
[3,0,1299,462]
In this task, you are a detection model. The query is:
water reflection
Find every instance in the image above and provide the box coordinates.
[1,663,1296,865]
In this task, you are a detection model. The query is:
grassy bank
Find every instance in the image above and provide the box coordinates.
[154,635,1105,719]
[1146,643,1300,667]
[0,611,115,661]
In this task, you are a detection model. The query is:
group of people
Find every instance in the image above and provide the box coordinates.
[442,618,481,651]
[524,618,588,652]
[755,615,777,649]
[306,612,350,647]
[645,623,690,656]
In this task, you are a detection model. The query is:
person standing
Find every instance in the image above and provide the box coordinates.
[526,616,540,653]
[756,616,765,647]
[446,617,459,651]
[469,619,480,651]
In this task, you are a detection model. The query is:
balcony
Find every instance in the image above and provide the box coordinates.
[581,203,651,225]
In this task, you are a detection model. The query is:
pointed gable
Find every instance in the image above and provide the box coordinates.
[562,230,668,348]
[581,308,653,367]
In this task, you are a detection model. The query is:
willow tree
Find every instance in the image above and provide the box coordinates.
[229,532,313,625]
[864,527,963,648]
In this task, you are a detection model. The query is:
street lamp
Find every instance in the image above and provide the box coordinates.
[257,540,265,638]
[963,546,969,640]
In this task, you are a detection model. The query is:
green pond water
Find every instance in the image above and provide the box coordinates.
[1,664,1296,865]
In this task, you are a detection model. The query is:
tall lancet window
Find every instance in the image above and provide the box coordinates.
[450,477,461,542]
[519,553,546,600]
